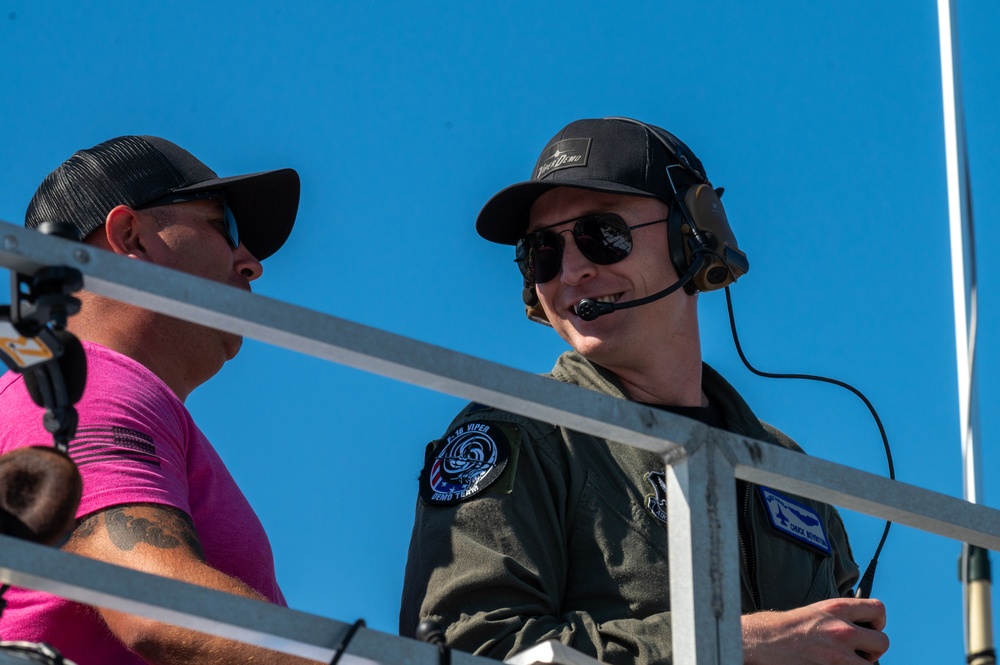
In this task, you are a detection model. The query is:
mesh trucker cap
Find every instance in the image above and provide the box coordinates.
[475,117,708,245]
[25,135,300,261]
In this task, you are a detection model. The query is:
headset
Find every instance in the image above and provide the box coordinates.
[608,116,749,294]
[523,117,749,325]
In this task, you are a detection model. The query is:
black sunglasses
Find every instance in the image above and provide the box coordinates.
[515,213,668,284]
[139,190,239,249]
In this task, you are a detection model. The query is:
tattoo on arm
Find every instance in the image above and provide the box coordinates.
[71,513,99,540]
[72,505,205,559]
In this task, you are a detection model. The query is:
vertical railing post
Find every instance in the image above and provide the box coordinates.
[667,440,743,664]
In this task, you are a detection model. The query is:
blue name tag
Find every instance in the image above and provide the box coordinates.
[758,487,832,556]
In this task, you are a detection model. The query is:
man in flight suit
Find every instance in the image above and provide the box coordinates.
[400,117,889,664]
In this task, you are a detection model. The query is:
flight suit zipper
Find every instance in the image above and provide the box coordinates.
[737,480,762,610]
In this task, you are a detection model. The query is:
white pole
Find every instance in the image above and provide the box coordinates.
[938,0,980,508]
[937,0,993,663]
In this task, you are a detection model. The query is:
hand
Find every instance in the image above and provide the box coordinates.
[742,597,888,664]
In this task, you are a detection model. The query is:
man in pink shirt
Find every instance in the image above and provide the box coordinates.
[0,136,318,664]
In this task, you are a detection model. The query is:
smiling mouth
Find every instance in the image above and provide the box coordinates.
[572,294,620,317]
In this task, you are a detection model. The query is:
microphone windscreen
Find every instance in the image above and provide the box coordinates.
[576,299,612,322]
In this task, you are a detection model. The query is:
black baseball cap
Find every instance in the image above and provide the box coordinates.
[25,135,300,261]
[476,117,708,245]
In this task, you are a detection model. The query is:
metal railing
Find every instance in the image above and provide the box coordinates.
[3,220,1000,664]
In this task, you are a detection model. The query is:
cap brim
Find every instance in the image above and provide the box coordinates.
[475,178,656,245]
[172,168,300,260]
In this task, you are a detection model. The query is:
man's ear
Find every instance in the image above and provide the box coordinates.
[102,205,147,258]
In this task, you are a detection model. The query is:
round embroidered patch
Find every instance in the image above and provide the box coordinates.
[644,471,668,525]
[421,422,510,505]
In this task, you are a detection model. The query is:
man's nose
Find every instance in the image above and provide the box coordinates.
[557,231,596,285]
[234,244,264,281]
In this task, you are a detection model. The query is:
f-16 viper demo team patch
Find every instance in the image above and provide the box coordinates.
[420,421,510,505]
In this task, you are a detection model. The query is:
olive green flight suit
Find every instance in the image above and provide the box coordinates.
[401,351,858,665]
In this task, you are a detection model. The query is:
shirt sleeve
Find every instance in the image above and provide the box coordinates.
[73,351,192,518]
[400,416,677,665]
[0,347,193,520]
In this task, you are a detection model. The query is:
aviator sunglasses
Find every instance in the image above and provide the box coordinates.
[139,190,239,249]
[516,213,669,284]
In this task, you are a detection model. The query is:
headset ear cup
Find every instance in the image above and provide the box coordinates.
[682,185,749,291]
[605,117,748,293]
[685,184,730,234]
[667,198,696,294]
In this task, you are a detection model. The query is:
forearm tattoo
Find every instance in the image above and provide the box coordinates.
[71,505,204,559]
[71,514,99,539]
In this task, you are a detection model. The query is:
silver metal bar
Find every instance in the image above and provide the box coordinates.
[0,532,343,661]
[0,534,485,665]
[0,648,72,665]
[5,221,1000,545]
[724,434,1000,551]
[0,222,700,458]
[8,220,1000,665]
[667,438,743,664]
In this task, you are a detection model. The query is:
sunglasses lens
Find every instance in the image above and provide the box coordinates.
[223,204,239,249]
[520,214,637,284]
[574,215,632,265]
[527,231,563,284]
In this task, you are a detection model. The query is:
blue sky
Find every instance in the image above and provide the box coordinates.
[1,2,998,663]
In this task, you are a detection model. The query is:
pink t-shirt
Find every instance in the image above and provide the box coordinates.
[0,342,285,664]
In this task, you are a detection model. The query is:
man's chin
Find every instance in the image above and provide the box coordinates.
[558,326,608,360]
[223,334,244,360]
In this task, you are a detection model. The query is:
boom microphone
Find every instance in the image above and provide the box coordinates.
[576,254,705,322]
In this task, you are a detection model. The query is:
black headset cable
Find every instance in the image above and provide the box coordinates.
[723,286,894,599]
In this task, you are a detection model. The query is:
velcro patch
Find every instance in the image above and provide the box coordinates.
[758,487,831,555]
[644,471,668,525]
[535,138,591,179]
[420,422,510,505]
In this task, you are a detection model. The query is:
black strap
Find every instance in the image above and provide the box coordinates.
[329,618,366,665]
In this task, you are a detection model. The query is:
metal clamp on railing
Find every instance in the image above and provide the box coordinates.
[1,221,85,451]
[0,221,87,662]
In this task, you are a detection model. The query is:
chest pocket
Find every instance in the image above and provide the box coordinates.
[751,488,841,610]
[564,457,671,618]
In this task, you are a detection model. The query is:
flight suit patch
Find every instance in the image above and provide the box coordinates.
[644,471,668,525]
[758,486,832,556]
[420,421,514,505]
